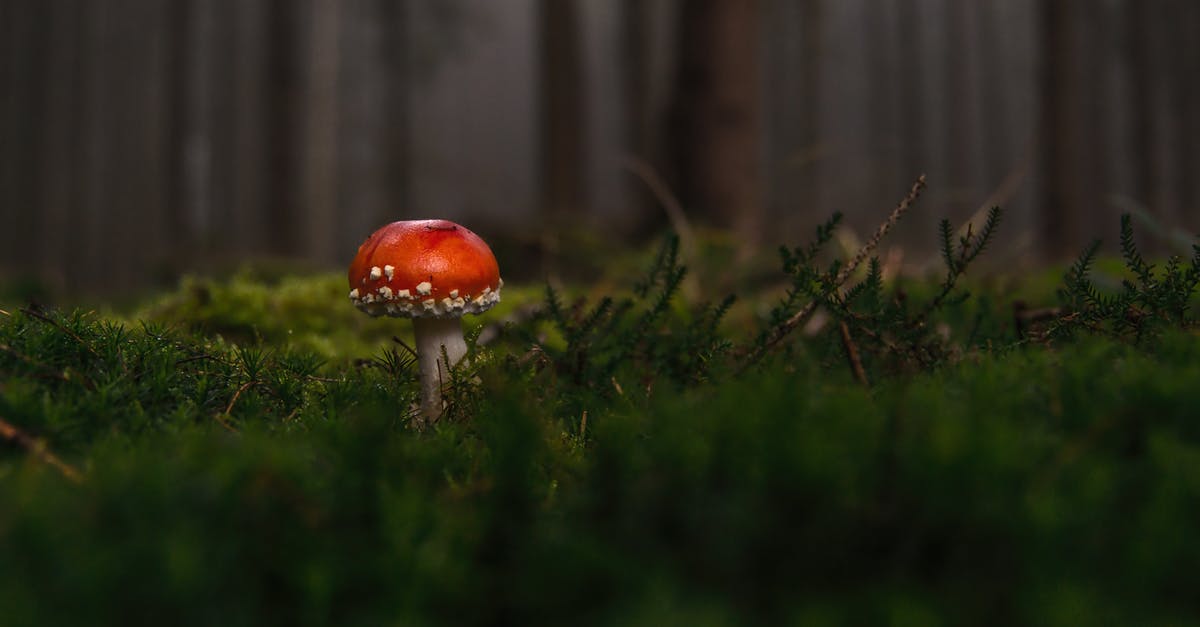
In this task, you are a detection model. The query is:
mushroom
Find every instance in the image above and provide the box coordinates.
[349,219,502,425]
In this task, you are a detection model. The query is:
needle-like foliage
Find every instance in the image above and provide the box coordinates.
[1048,214,1200,342]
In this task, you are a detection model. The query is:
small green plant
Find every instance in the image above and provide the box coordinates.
[824,207,1003,376]
[532,235,736,396]
[744,177,1003,381]
[1048,214,1200,342]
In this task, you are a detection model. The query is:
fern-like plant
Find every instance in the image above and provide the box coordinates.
[1048,214,1200,342]
[528,235,735,398]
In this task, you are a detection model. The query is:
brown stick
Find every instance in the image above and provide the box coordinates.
[839,321,869,387]
[0,417,84,483]
[742,175,926,369]
[1013,301,1065,340]
[622,155,701,300]
[215,380,257,433]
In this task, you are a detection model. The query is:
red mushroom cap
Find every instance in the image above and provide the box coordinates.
[348,219,503,318]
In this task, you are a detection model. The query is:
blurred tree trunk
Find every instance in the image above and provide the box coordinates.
[260,0,303,257]
[37,0,83,290]
[894,0,930,240]
[867,0,898,198]
[1,0,41,277]
[302,0,340,266]
[176,0,213,261]
[798,0,822,228]
[1161,0,1192,228]
[943,0,977,216]
[622,0,651,161]
[1038,0,1083,259]
[377,0,410,230]
[669,0,763,251]
[976,0,1008,199]
[621,0,653,224]
[338,0,410,254]
[1123,0,1154,218]
[230,0,270,257]
[538,0,586,255]
[78,0,116,289]
[1180,1,1200,231]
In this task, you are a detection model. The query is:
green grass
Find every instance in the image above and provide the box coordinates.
[3,212,1200,625]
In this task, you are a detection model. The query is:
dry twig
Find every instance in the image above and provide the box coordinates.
[622,155,701,299]
[839,321,870,387]
[476,303,542,346]
[20,307,101,360]
[0,416,84,483]
[742,175,927,369]
[214,380,257,433]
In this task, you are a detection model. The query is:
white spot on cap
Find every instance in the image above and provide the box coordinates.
[370,266,382,280]
[352,274,503,319]
[416,281,432,295]
[449,289,459,298]
[384,265,395,280]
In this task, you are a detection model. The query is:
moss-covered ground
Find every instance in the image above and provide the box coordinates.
[2,214,1199,626]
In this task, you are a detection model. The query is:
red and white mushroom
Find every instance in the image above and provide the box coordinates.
[349,219,502,425]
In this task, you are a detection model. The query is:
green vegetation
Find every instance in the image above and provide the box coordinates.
[2,209,1199,626]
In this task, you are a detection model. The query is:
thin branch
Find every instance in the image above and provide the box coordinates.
[476,303,543,346]
[20,307,101,360]
[621,155,697,260]
[0,343,71,384]
[743,175,926,368]
[957,139,1030,238]
[839,321,869,386]
[215,380,256,433]
[391,336,419,360]
[174,353,220,367]
[223,380,259,415]
[834,175,926,289]
[622,155,700,299]
[0,416,84,483]
[0,343,95,389]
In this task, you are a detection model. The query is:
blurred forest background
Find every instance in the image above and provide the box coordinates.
[1,0,1198,297]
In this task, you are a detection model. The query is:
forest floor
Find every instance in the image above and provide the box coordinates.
[2,209,1199,626]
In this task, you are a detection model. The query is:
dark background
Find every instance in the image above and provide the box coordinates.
[1,0,1198,296]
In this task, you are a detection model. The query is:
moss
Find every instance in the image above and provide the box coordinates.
[3,213,1200,625]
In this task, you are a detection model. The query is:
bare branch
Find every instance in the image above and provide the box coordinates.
[0,417,84,483]
[742,175,926,368]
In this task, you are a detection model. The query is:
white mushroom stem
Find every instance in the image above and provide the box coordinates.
[411,316,469,425]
